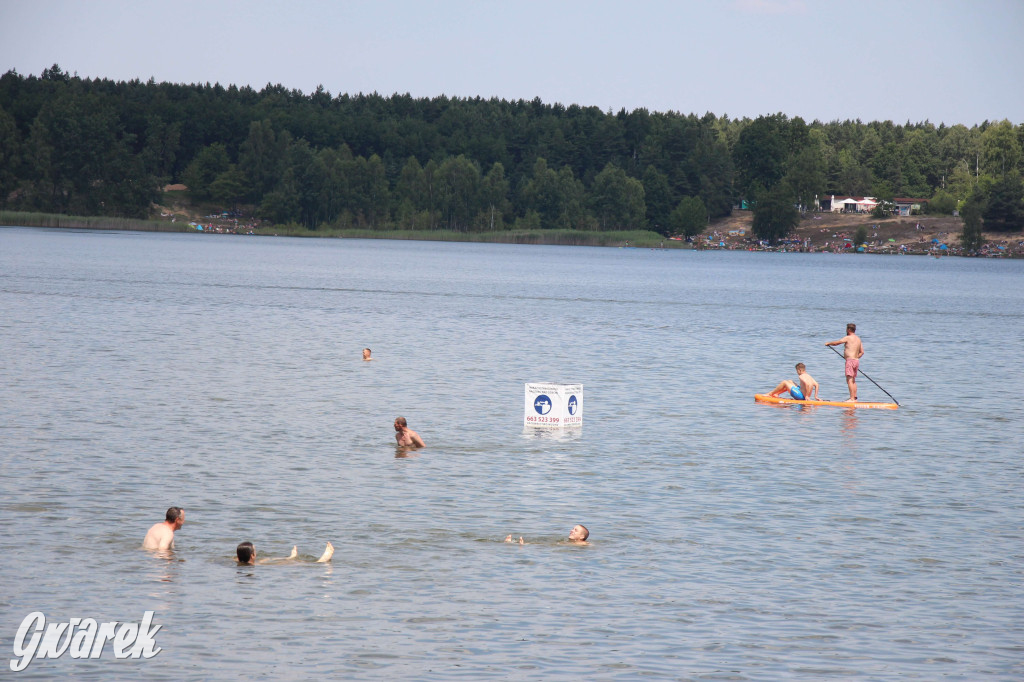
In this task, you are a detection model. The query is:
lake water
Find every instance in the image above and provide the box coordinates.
[1,227,1022,680]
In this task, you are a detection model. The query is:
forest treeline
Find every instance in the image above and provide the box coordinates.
[1,65,1022,240]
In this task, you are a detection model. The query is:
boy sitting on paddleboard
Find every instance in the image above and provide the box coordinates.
[767,363,819,401]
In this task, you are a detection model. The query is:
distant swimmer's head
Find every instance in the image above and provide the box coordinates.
[568,524,589,542]
[236,542,255,564]
[394,417,407,431]
[166,507,185,529]
[363,348,372,360]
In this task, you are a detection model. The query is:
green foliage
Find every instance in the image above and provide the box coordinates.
[853,225,869,247]
[927,190,957,215]
[668,196,707,238]
[183,143,230,201]
[751,183,799,244]
[982,172,1024,232]
[959,192,985,253]
[1,67,1022,231]
[589,163,646,230]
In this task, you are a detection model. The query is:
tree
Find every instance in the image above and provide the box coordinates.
[785,144,826,211]
[0,104,19,208]
[853,224,868,249]
[959,192,985,254]
[751,182,799,244]
[238,119,284,200]
[182,143,230,200]
[589,163,645,230]
[479,162,510,230]
[209,165,250,207]
[734,113,790,195]
[641,166,672,235]
[668,196,707,238]
[982,173,1024,232]
[980,120,1021,177]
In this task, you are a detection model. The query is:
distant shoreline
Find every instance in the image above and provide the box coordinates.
[2,211,1020,257]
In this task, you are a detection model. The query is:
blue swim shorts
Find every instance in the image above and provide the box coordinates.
[789,386,805,400]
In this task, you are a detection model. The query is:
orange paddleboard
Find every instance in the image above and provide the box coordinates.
[754,394,898,409]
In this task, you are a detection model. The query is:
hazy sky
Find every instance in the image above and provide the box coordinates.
[2,0,1021,126]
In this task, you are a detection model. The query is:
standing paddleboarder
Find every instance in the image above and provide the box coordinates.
[826,323,864,401]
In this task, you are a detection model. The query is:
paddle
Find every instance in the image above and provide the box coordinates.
[826,345,900,406]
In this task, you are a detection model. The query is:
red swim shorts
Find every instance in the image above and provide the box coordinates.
[845,358,859,377]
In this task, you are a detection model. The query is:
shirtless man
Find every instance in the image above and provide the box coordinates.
[826,323,865,401]
[394,417,425,447]
[142,507,185,550]
[504,524,590,544]
[768,363,819,400]
[362,348,373,361]
[236,541,333,564]
[568,524,590,544]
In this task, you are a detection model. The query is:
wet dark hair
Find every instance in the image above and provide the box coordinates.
[236,542,255,563]
[165,507,184,523]
[847,323,856,333]
[395,416,407,427]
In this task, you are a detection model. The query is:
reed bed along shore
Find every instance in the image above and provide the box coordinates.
[0,212,676,248]
[0,211,191,233]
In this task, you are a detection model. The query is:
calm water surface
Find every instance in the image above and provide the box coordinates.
[1,227,1022,680]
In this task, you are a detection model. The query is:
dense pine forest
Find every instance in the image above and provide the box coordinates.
[1,65,1022,241]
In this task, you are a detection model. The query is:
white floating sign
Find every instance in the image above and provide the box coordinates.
[524,383,583,428]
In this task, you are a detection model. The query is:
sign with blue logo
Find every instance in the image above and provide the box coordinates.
[524,383,583,428]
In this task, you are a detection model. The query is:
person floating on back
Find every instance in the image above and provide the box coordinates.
[394,416,425,448]
[504,524,590,545]
[142,507,185,550]
[826,324,864,401]
[236,541,334,565]
[767,363,819,401]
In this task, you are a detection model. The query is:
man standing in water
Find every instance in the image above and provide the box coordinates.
[362,348,373,361]
[394,417,425,448]
[826,323,864,401]
[142,507,185,550]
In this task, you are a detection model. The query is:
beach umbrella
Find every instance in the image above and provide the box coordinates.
[931,238,939,243]
[939,244,948,250]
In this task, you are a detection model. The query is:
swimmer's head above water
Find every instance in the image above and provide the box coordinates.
[362,348,372,360]
[568,524,589,542]
[236,541,255,564]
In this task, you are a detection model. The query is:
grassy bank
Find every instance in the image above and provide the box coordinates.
[0,211,192,233]
[252,224,678,247]
[0,211,678,247]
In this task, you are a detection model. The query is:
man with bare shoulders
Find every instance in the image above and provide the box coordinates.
[504,524,590,545]
[568,524,590,544]
[826,323,864,401]
[394,417,425,448]
[142,507,185,550]
[362,348,373,361]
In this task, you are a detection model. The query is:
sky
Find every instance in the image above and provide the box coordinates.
[1,0,1022,126]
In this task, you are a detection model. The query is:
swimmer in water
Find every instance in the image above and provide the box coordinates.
[362,348,373,361]
[142,507,185,550]
[504,524,590,545]
[236,541,334,565]
[394,417,425,448]
[568,524,589,544]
